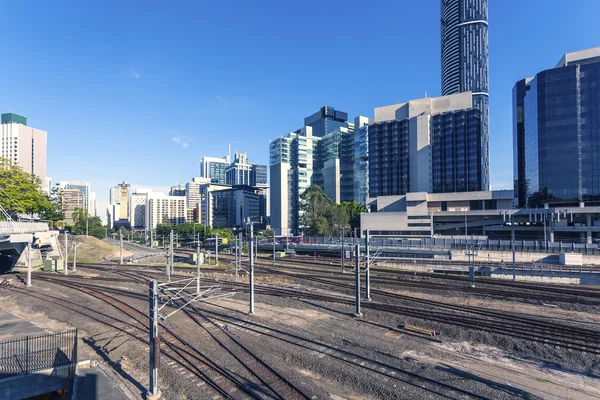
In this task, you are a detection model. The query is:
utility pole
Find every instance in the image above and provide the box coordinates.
[234,234,239,281]
[26,241,32,287]
[64,232,68,276]
[148,280,160,399]
[272,230,276,266]
[73,243,77,272]
[249,224,254,314]
[215,234,218,265]
[341,226,345,273]
[543,211,547,249]
[354,243,362,317]
[170,230,174,274]
[120,231,124,265]
[512,228,516,282]
[365,229,371,301]
[466,244,475,283]
[196,233,201,294]
[150,229,153,248]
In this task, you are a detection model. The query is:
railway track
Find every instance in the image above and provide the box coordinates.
[2,281,244,399]
[14,274,311,400]
[251,264,600,305]
[15,273,493,399]
[31,264,600,355]
[250,256,600,296]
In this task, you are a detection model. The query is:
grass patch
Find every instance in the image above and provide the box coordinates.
[68,236,133,263]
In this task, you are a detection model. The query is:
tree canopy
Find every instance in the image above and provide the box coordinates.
[71,208,106,239]
[155,222,234,242]
[0,158,54,219]
[300,185,365,236]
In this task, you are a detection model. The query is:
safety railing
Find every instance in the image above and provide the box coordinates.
[0,329,77,379]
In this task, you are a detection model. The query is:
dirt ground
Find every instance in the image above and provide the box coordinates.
[2,262,600,400]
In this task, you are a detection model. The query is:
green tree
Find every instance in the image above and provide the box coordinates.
[337,201,366,234]
[39,183,65,227]
[0,158,54,219]
[300,185,350,236]
[71,208,106,239]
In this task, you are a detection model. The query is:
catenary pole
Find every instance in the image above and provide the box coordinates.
[26,241,32,287]
[354,243,362,317]
[365,229,371,301]
[341,226,345,273]
[148,280,160,398]
[249,224,254,314]
[73,243,77,272]
[64,232,68,275]
[120,232,124,265]
[215,234,219,265]
[196,233,201,294]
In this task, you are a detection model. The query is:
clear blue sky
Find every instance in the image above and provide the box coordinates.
[1,0,599,216]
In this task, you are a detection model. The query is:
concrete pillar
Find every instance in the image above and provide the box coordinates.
[550,231,554,242]
[587,231,592,245]
[587,214,592,227]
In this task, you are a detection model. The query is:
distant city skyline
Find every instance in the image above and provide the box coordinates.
[1,0,599,215]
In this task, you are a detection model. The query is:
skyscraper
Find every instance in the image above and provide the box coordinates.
[368,92,485,198]
[200,155,230,184]
[441,0,489,188]
[513,47,600,208]
[303,106,349,138]
[1,113,47,192]
[270,127,317,235]
[58,181,92,214]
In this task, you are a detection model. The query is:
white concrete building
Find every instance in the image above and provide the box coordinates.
[199,183,231,226]
[361,190,513,237]
[58,181,92,215]
[145,193,186,229]
[269,126,317,235]
[130,189,151,230]
[1,113,47,192]
[200,155,230,184]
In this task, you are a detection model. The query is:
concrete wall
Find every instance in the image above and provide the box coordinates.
[322,159,340,203]
[270,163,290,236]
[409,115,432,193]
[0,365,72,399]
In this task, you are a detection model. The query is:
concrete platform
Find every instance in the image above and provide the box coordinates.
[0,310,132,400]
[0,310,44,341]
[75,362,134,400]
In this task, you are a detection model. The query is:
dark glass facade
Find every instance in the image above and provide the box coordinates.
[302,106,349,138]
[514,59,600,207]
[251,164,267,186]
[368,120,410,197]
[512,78,530,208]
[312,128,355,202]
[441,0,489,190]
[431,109,483,193]
[209,163,227,184]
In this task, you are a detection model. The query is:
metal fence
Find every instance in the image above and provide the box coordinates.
[0,329,77,379]
[303,236,600,255]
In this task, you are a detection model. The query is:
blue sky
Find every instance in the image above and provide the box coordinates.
[1,0,599,216]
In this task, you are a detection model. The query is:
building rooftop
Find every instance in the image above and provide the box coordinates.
[555,46,600,68]
[1,113,27,125]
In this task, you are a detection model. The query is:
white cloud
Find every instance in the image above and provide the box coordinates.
[130,69,141,79]
[170,132,192,148]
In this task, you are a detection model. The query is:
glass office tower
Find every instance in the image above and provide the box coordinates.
[441,0,489,190]
[431,109,483,193]
[303,106,349,138]
[368,120,410,197]
[513,48,600,207]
